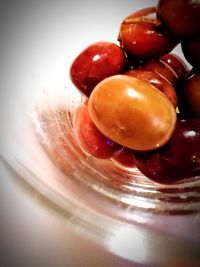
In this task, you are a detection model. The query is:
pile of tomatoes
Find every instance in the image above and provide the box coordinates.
[69,0,200,184]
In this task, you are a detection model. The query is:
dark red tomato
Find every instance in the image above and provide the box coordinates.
[124,69,177,107]
[112,147,135,168]
[134,119,200,184]
[181,36,200,70]
[160,53,189,79]
[70,41,126,97]
[142,59,178,86]
[156,0,200,39]
[73,103,121,159]
[118,7,177,60]
[178,72,200,118]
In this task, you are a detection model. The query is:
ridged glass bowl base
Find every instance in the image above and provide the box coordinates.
[33,85,200,215]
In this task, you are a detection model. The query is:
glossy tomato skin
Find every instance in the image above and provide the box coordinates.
[181,36,200,70]
[156,0,200,40]
[124,69,177,107]
[73,103,121,159]
[134,119,200,184]
[112,147,135,168]
[118,7,177,60]
[142,59,178,86]
[88,75,176,151]
[70,41,126,97]
[160,53,189,79]
[178,72,200,118]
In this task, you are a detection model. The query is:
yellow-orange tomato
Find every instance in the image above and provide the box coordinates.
[88,75,176,151]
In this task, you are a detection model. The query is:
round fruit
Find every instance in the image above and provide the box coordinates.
[156,0,200,39]
[118,7,177,60]
[112,147,135,168]
[160,53,189,79]
[73,103,121,159]
[181,36,200,70]
[142,59,178,86]
[70,41,126,97]
[178,72,200,118]
[88,75,177,151]
[124,69,177,107]
[134,118,200,183]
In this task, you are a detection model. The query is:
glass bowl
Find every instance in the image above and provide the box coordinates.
[1,0,200,266]
[2,82,200,267]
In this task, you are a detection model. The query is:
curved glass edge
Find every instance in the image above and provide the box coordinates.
[1,154,200,267]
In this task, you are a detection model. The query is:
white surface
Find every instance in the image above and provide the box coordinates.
[0,160,141,267]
